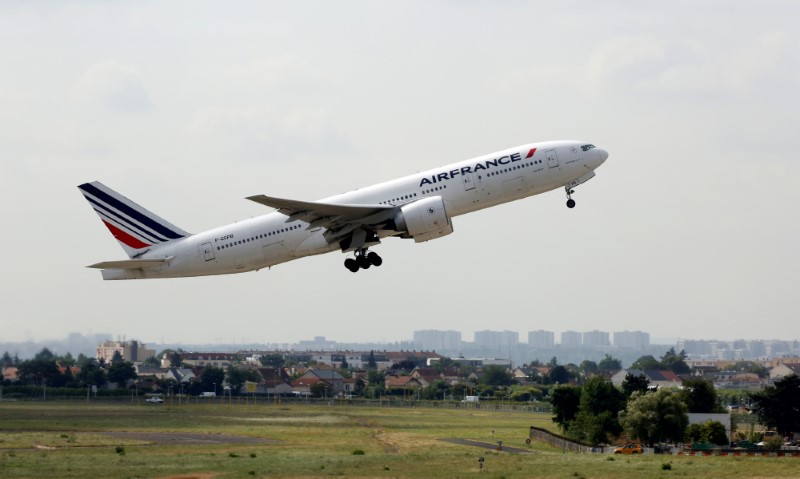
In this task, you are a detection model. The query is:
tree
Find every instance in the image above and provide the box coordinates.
[420,380,449,400]
[749,374,800,437]
[631,355,660,370]
[686,420,728,445]
[509,385,542,402]
[390,360,418,372]
[481,365,514,386]
[572,376,626,444]
[259,354,285,369]
[597,354,622,372]
[548,365,570,385]
[579,360,598,375]
[76,361,107,387]
[17,358,65,387]
[60,352,76,367]
[1,351,14,367]
[621,372,650,397]
[660,348,690,374]
[551,385,582,433]
[619,389,689,446]
[367,351,377,370]
[226,367,261,395]
[310,381,331,398]
[681,377,722,413]
[111,350,124,364]
[107,361,137,387]
[169,351,183,368]
[76,353,92,368]
[34,348,55,361]
[200,366,226,393]
[142,356,160,367]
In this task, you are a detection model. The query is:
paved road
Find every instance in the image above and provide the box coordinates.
[440,438,535,454]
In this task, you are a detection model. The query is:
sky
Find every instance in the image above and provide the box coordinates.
[1,1,798,346]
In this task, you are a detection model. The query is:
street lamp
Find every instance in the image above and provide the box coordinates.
[213,382,216,398]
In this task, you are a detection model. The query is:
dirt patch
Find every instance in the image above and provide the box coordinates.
[101,431,282,446]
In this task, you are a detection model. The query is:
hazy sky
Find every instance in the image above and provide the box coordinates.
[1,1,798,346]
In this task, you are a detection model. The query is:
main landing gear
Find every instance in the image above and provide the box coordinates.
[344,248,383,272]
[565,187,576,209]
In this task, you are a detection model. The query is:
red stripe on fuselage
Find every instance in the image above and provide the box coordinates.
[102,221,151,249]
[525,148,537,158]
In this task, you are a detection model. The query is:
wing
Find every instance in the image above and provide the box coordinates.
[247,195,399,250]
[88,258,171,270]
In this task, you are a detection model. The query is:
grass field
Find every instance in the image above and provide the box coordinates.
[0,400,797,478]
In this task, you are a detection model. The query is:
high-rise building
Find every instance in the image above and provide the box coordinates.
[560,331,581,348]
[413,330,462,351]
[613,331,650,350]
[474,330,519,355]
[528,330,555,349]
[96,339,155,364]
[582,330,611,348]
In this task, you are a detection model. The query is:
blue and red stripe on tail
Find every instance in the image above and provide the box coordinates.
[78,181,189,258]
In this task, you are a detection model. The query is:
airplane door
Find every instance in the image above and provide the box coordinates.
[545,149,559,168]
[462,172,476,191]
[201,242,216,262]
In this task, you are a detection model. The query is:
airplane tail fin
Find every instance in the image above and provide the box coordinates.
[78,181,190,258]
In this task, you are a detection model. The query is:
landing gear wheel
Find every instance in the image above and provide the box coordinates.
[565,187,576,208]
[357,255,371,269]
[344,258,359,273]
[367,251,383,267]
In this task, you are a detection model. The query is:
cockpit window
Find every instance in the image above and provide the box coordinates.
[581,144,596,152]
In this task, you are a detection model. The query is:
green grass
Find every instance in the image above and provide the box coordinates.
[0,401,796,478]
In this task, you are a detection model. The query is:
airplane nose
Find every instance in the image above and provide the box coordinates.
[594,148,608,166]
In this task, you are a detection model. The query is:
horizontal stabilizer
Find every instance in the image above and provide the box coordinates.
[88,258,172,270]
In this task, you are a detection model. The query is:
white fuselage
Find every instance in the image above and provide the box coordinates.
[103,140,607,279]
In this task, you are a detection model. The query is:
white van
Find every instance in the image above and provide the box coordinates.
[199,391,217,398]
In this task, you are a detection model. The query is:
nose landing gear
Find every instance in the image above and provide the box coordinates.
[565,187,576,208]
[344,249,383,272]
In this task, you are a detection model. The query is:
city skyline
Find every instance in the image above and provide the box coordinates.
[3,330,798,362]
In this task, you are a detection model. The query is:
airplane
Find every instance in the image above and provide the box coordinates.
[78,140,608,279]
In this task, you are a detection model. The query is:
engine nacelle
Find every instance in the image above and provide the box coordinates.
[394,196,453,243]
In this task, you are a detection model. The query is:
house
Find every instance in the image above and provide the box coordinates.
[610,369,683,388]
[165,352,238,368]
[2,367,18,382]
[385,375,424,392]
[769,362,800,381]
[410,367,439,387]
[384,351,443,368]
[254,368,292,396]
[291,369,345,396]
[290,376,324,396]
[713,372,763,390]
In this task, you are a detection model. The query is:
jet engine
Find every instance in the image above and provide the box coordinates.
[394,196,453,242]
